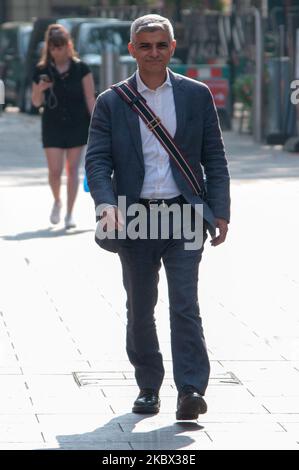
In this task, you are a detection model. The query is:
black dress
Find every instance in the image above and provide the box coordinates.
[33,59,91,148]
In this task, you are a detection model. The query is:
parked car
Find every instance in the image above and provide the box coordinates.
[73,20,181,93]
[0,21,33,108]
[72,20,135,93]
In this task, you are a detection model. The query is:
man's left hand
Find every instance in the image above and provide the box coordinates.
[210,218,228,247]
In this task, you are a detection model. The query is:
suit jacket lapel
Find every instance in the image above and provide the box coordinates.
[122,71,185,168]
[123,74,144,169]
[169,70,186,143]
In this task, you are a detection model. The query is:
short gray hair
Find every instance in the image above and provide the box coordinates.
[130,14,174,42]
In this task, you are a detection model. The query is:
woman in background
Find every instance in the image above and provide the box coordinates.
[32,24,95,229]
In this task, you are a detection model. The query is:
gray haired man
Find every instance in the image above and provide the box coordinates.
[85,14,230,420]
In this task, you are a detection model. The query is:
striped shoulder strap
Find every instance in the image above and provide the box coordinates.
[111,80,202,197]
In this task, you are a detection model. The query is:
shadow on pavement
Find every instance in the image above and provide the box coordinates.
[45,414,205,450]
[1,227,94,241]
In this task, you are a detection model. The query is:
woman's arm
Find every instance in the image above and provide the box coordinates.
[82,72,96,115]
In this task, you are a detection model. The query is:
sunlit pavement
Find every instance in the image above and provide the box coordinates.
[0,109,299,450]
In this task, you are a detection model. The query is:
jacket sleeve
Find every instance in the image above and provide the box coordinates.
[201,86,231,222]
[85,94,117,210]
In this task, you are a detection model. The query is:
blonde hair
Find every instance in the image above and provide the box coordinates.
[38,24,78,67]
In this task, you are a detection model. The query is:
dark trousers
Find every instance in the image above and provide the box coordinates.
[118,203,210,395]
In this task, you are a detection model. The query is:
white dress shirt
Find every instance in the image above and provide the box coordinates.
[136,69,181,199]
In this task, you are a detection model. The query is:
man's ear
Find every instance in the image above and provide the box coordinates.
[171,39,177,56]
[128,42,135,58]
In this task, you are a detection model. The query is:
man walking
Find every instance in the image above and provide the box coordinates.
[85,14,230,420]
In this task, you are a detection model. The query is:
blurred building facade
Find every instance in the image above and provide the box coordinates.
[0,0,91,22]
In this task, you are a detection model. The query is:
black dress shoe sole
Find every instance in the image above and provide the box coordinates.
[176,395,207,420]
[132,405,160,414]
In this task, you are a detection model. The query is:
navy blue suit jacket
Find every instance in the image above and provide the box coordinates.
[85,70,230,249]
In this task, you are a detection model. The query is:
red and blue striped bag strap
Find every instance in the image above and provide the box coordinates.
[111,81,203,197]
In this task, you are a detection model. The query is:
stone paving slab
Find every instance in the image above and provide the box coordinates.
[202,432,299,450]
[204,386,257,399]
[219,360,299,380]
[0,414,43,443]
[20,361,92,375]
[88,360,135,372]
[277,422,299,443]
[0,397,33,413]
[30,398,112,415]
[25,377,112,414]
[0,366,22,374]
[260,398,299,414]
[198,396,267,414]
[243,380,299,397]
[0,443,52,450]
[0,441,132,450]
[207,345,284,361]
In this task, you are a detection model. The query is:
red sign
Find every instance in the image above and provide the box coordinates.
[203,79,229,109]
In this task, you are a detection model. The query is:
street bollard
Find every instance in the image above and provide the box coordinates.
[265,57,291,144]
[100,44,120,93]
[284,28,299,152]
[0,79,4,116]
[252,7,263,143]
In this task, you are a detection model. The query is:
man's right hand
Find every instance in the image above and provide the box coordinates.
[100,206,124,232]
[210,218,228,247]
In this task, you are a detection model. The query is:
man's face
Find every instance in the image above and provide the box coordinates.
[128,29,176,75]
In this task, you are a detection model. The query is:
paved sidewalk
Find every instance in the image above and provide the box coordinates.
[0,110,299,450]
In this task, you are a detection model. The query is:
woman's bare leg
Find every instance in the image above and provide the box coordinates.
[65,146,83,216]
[44,147,65,203]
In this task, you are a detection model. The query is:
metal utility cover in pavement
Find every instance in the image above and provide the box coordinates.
[72,371,241,387]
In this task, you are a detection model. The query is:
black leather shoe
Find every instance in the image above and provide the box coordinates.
[176,385,207,420]
[132,388,160,414]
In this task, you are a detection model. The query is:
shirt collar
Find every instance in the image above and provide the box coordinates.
[136,68,172,93]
